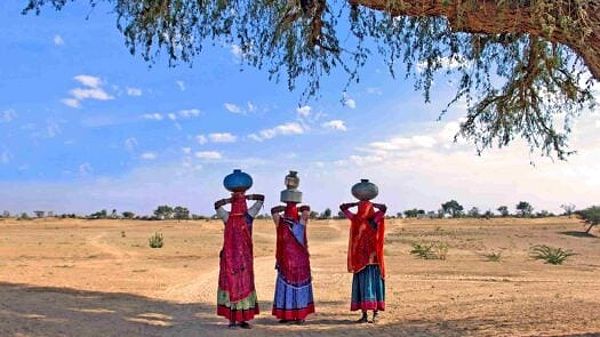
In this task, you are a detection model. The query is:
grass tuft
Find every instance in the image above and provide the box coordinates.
[530,245,575,265]
[410,241,448,260]
[148,232,164,248]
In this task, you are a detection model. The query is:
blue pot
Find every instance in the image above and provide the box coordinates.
[223,169,253,192]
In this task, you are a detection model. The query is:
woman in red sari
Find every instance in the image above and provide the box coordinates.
[214,191,264,329]
[340,197,387,324]
[270,203,315,323]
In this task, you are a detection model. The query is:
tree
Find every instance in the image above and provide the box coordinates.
[110,209,118,218]
[403,208,420,218]
[173,206,190,221]
[561,203,576,218]
[122,211,135,219]
[320,208,332,219]
[309,211,319,220]
[24,1,598,160]
[90,209,108,219]
[497,206,510,217]
[403,209,425,218]
[34,210,45,218]
[441,200,464,218]
[154,205,174,220]
[337,210,346,219]
[1,211,9,218]
[579,206,600,234]
[468,207,480,218]
[516,201,534,217]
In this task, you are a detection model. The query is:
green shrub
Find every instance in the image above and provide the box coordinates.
[410,241,448,260]
[148,232,164,248]
[530,245,575,265]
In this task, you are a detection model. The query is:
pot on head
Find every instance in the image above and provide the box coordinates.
[223,169,253,193]
[351,179,378,201]
[280,170,302,203]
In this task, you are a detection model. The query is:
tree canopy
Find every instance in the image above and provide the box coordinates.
[23,0,599,159]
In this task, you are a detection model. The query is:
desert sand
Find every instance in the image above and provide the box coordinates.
[1,216,598,337]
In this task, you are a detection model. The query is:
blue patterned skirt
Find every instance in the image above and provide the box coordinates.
[351,264,385,311]
[272,271,315,320]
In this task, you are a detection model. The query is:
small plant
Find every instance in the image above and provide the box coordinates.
[148,232,164,248]
[483,251,502,262]
[410,242,433,259]
[530,245,575,265]
[410,241,448,260]
[121,231,126,238]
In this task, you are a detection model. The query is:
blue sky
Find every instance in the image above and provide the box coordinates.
[1,1,599,216]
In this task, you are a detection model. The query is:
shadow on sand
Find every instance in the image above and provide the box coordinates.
[1,282,598,337]
[559,231,597,238]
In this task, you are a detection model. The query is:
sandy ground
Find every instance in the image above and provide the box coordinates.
[0,216,599,337]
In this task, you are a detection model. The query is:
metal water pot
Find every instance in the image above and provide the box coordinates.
[223,169,253,192]
[351,179,378,201]
[280,170,302,203]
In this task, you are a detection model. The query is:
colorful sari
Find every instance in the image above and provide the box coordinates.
[272,203,315,320]
[216,192,260,321]
[344,200,386,312]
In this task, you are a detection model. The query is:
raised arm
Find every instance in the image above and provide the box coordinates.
[214,198,231,223]
[340,202,358,220]
[372,203,387,222]
[246,194,265,218]
[271,205,285,225]
[299,205,310,225]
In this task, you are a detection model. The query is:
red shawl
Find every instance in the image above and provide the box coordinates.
[219,192,256,301]
[275,203,312,285]
[347,200,386,278]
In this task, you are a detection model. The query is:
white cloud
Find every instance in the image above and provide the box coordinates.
[126,87,143,96]
[195,151,222,160]
[79,162,93,176]
[141,152,157,160]
[168,113,177,121]
[343,95,357,109]
[124,137,138,152]
[224,103,243,114]
[176,80,186,91]
[62,75,114,108]
[209,132,237,143]
[182,147,192,154]
[249,122,305,141]
[53,34,64,46]
[196,134,208,145]
[69,87,113,101]
[322,119,347,132]
[1,109,17,123]
[297,105,312,117]
[61,98,80,108]
[142,113,163,121]
[247,102,257,113]
[178,109,201,118]
[231,44,243,58]
[74,75,102,88]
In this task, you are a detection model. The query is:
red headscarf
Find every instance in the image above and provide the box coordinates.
[347,200,386,278]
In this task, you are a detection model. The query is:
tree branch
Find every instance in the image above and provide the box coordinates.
[349,0,600,80]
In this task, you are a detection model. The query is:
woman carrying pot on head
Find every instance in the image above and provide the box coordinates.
[214,169,264,329]
[340,179,387,324]
[270,171,315,324]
